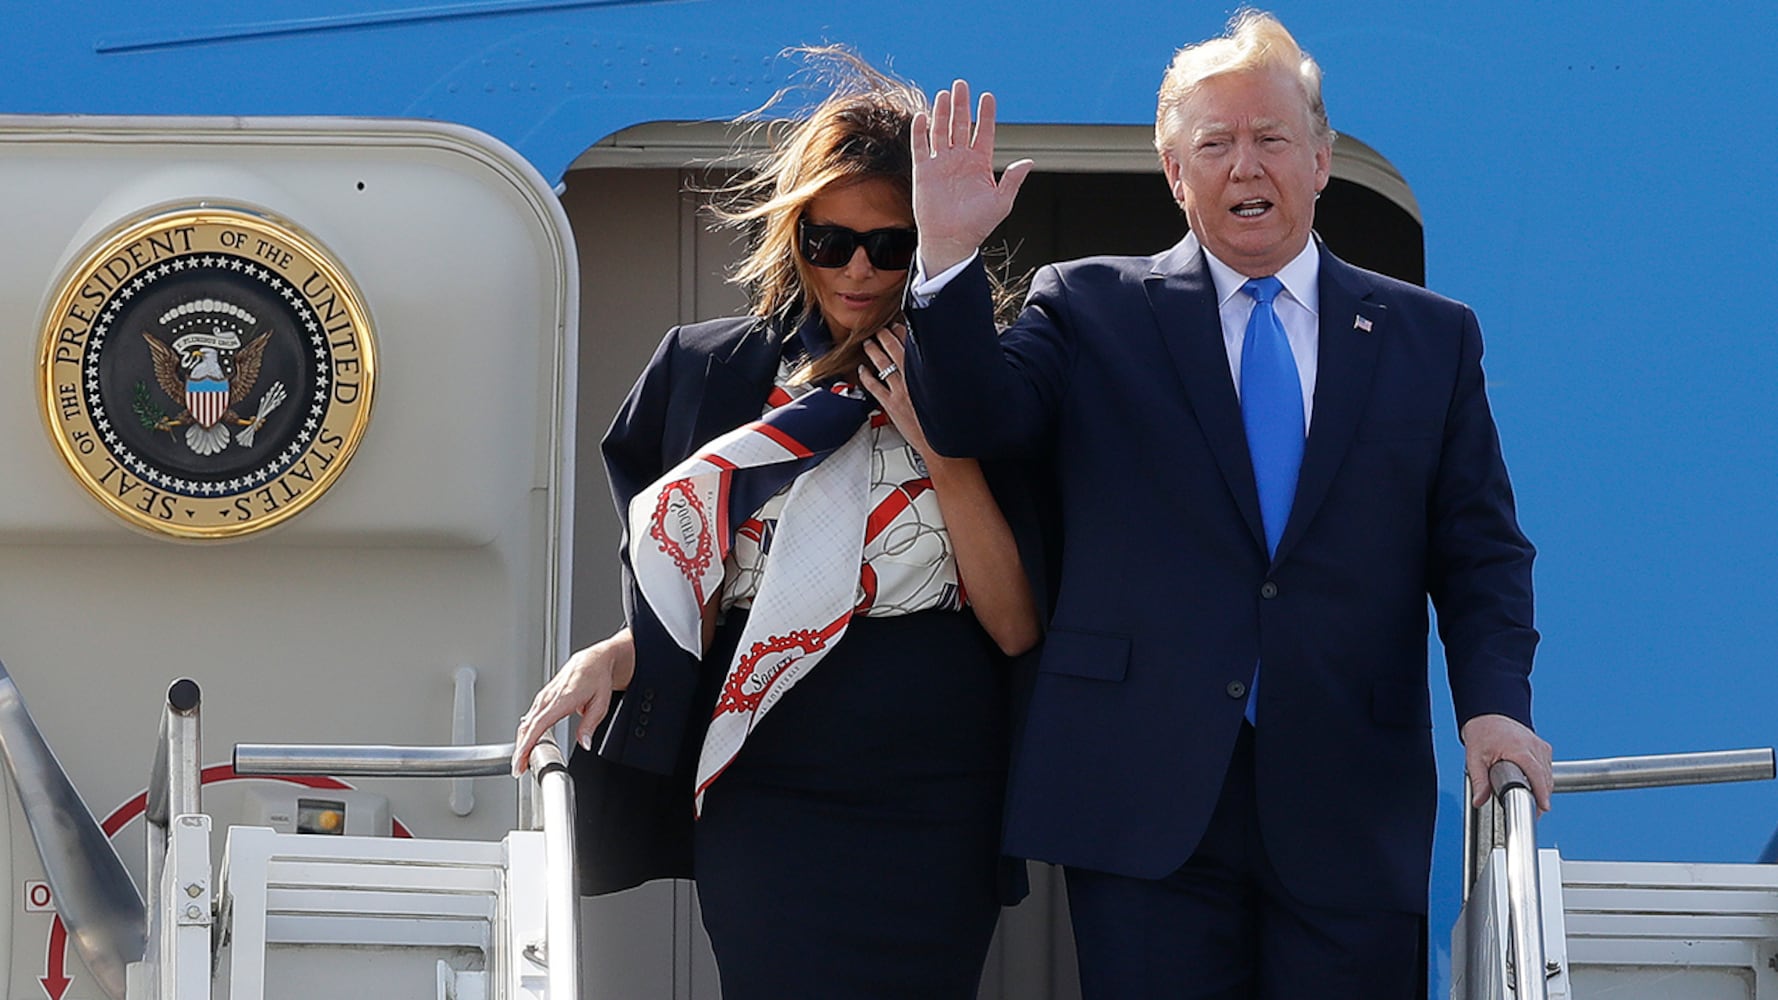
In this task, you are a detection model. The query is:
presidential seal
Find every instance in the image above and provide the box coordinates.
[38,208,375,539]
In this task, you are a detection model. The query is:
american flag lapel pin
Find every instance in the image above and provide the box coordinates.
[1353,314,1373,333]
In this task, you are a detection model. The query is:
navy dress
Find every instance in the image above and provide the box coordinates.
[694,610,1009,999]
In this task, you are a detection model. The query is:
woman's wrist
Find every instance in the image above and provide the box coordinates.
[604,627,637,690]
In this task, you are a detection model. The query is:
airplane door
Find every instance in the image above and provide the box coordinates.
[0,115,575,1000]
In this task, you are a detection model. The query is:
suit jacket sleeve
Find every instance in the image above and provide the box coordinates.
[1432,307,1539,728]
[905,257,1074,460]
[595,325,703,774]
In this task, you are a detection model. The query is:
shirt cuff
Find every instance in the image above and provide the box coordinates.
[909,251,979,308]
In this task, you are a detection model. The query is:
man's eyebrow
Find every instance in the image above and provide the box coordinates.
[1191,117,1296,138]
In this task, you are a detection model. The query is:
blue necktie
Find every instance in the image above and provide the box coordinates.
[1239,276,1304,724]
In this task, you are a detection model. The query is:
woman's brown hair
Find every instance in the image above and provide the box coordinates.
[710,46,924,385]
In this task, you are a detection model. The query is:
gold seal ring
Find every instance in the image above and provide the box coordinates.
[38,206,376,540]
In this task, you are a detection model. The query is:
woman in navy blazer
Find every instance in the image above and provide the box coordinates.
[512,48,1044,999]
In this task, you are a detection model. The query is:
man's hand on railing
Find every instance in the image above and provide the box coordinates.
[1462,713,1554,811]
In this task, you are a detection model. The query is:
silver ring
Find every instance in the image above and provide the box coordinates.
[875,363,899,380]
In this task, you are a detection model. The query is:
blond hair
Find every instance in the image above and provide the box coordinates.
[710,46,924,385]
[1154,9,1335,156]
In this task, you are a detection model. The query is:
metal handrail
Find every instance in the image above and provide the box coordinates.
[234,740,516,777]
[1551,747,1774,793]
[0,660,145,1000]
[528,738,580,1000]
[1459,745,1778,998]
[145,679,203,826]
[1490,761,1547,1000]
[233,738,579,999]
[145,678,202,931]
[1464,745,1777,896]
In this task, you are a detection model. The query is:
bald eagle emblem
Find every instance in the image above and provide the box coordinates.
[141,299,288,456]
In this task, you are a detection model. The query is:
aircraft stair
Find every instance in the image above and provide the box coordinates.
[1454,749,1778,999]
[10,653,1777,1000]
[0,662,580,1000]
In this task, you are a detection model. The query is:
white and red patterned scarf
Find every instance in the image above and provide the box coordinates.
[628,384,875,814]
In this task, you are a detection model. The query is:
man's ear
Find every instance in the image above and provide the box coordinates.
[1161,153,1186,204]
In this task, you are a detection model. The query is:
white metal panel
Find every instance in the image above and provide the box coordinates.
[1559,858,1778,1000]
[0,116,574,545]
[215,826,553,1000]
[0,114,575,1000]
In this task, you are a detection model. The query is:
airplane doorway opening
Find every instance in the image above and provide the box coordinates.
[1318,175,1425,286]
[557,120,1425,1000]
[561,120,1427,653]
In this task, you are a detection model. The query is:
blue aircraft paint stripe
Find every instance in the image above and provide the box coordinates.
[94,0,687,54]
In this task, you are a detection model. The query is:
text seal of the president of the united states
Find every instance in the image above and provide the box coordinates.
[38,207,376,540]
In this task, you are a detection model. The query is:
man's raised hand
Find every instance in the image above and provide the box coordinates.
[912,80,1034,275]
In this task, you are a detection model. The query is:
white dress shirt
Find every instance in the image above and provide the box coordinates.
[1201,235,1320,431]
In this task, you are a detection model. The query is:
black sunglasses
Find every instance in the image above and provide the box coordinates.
[797,218,918,271]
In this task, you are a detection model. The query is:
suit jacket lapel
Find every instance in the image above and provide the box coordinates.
[1143,237,1268,554]
[1273,247,1386,564]
[679,318,781,463]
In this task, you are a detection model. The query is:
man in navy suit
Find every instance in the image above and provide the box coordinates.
[902,10,1553,997]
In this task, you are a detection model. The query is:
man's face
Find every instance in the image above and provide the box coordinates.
[1162,66,1332,278]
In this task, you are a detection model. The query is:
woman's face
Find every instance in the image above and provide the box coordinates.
[801,177,914,341]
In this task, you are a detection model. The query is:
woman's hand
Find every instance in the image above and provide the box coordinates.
[859,325,939,461]
[511,627,635,775]
[860,326,1040,656]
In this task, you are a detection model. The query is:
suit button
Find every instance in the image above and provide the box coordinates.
[1226,680,1247,699]
[632,726,647,739]
[1259,581,1279,599]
